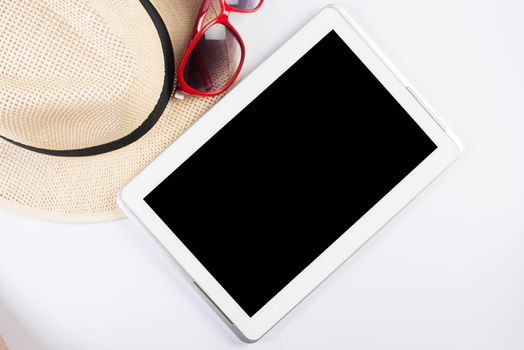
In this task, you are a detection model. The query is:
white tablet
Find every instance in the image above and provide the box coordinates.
[118,4,461,342]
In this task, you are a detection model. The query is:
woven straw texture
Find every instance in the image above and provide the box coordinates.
[0,0,223,223]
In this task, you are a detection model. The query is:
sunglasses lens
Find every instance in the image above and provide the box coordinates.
[183,23,242,93]
[225,0,262,11]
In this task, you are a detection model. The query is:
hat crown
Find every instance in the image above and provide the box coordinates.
[0,0,165,152]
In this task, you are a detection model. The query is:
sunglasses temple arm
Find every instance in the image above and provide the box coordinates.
[192,0,214,36]
[194,48,214,91]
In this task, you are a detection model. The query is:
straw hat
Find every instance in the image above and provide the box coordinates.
[0,0,228,223]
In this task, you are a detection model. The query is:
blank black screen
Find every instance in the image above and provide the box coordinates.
[145,31,436,316]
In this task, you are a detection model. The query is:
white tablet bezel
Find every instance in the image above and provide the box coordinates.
[118,5,461,342]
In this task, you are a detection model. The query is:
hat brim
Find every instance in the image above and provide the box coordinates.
[0,0,222,223]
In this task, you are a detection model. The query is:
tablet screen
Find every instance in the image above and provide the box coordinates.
[145,30,437,317]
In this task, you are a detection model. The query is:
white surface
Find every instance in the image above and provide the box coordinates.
[1,0,523,349]
[119,5,461,341]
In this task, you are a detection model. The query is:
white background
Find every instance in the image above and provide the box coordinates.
[1,0,524,349]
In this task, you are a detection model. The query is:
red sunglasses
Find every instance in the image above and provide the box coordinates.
[175,0,264,99]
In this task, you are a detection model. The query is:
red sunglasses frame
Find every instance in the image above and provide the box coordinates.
[175,0,264,98]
